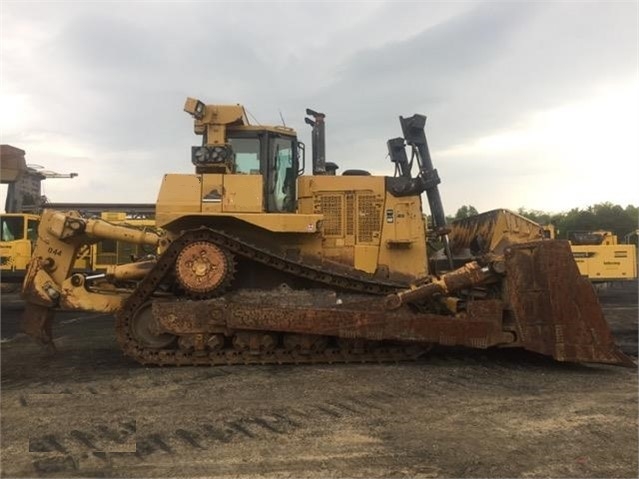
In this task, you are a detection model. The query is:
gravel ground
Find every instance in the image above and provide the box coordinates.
[1,282,637,478]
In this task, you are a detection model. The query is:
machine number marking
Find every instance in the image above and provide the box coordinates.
[47,247,63,257]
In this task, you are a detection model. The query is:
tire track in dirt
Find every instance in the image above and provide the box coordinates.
[15,386,401,475]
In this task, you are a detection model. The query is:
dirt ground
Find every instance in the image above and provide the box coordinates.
[1,282,637,478]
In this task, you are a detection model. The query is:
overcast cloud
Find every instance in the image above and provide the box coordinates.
[1,1,637,214]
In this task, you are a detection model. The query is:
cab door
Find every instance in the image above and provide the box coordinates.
[266,136,297,213]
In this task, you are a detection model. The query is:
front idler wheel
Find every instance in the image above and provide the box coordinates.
[129,303,176,349]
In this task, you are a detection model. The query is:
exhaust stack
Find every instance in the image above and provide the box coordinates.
[305,108,326,175]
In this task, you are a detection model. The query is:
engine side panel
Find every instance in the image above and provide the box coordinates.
[297,175,427,280]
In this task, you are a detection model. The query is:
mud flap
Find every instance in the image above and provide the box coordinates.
[21,302,57,352]
[505,240,635,367]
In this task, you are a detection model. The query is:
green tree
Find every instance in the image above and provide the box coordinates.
[516,207,556,226]
[552,203,638,239]
[454,205,478,220]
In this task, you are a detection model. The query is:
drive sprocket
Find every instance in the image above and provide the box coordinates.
[175,241,235,298]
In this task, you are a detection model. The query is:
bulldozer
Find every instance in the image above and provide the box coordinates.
[19,99,634,367]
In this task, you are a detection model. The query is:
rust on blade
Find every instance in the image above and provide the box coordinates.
[504,240,635,367]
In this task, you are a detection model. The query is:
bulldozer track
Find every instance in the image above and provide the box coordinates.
[115,228,426,366]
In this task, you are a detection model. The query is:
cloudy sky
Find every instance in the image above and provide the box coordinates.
[1,1,637,215]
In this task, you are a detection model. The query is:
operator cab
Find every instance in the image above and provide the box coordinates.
[184,99,301,214]
[227,128,300,213]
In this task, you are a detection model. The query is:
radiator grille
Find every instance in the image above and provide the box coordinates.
[319,195,343,236]
[345,193,354,236]
[96,253,117,266]
[357,195,381,243]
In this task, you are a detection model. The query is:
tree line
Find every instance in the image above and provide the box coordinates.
[450,203,638,244]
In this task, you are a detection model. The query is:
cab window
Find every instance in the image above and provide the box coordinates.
[230,138,261,175]
[1,217,25,241]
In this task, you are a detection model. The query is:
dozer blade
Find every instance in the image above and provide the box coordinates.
[21,302,57,352]
[505,240,635,367]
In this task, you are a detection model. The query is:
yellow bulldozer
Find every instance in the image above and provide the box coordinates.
[19,99,633,367]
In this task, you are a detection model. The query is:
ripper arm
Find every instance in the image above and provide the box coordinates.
[21,210,160,345]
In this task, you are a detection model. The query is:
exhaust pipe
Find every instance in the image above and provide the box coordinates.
[305,108,326,175]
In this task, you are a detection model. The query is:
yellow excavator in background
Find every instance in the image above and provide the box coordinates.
[543,226,637,283]
[569,230,637,283]
[19,99,633,367]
